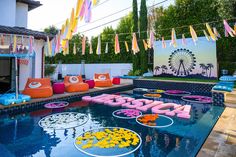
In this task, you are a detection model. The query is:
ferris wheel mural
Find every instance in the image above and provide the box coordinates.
[168,48,196,76]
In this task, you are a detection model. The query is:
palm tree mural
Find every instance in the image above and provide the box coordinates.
[161,65,168,74]
[207,63,214,77]
[199,63,206,76]
[154,66,160,75]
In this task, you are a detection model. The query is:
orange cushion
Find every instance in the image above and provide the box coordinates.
[22,78,53,98]
[64,75,89,93]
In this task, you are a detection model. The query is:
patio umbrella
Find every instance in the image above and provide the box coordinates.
[132,33,139,54]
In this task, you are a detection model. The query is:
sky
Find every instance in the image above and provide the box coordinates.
[28,0,174,38]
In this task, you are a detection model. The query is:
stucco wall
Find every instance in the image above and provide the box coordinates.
[15,2,28,28]
[0,0,16,27]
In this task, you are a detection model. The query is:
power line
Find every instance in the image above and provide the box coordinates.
[79,0,170,33]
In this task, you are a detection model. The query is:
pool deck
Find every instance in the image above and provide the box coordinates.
[0,80,133,110]
[197,107,236,157]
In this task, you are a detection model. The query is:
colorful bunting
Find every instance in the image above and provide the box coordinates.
[105,42,108,54]
[171,28,177,47]
[206,23,216,41]
[124,41,129,52]
[189,25,198,44]
[223,20,236,37]
[182,34,186,46]
[213,27,221,38]
[75,0,83,18]
[89,40,93,54]
[79,0,86,21]
[149,31,155,48]
[96,35,101,55]
[47,36,52,56]
[114,34,120,54]
[203,30,210,41]
[82,36,86,55]
[13,35,17,52]
[143,39,148,50]
[85,0,92,23]
[73,43,76,55]
[162,37,166,48]
[93,0,97,6]
[66,8,75,40]
[132,33,139,54]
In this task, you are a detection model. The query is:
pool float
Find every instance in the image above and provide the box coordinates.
[143,93,162,98]
[104,99,126,107]
[147,89,165,94]
[0,93,31,105]
[82,94,109,102]
[112,109,142,119]
[181,95,212,103]
[136,101,163,112]
[151,103,182,114]
[164,90,191,96]
[44,101,69,109]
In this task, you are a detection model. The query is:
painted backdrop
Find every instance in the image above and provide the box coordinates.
[153,37,217,79]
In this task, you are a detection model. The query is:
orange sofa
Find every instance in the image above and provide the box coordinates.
[94,73,112,87]
[22,78,53,98]
[64,76,89,93]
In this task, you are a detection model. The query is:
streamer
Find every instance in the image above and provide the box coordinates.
[96,35,101,55]
[162,37,166,48]
[206,23,216,41]
[73,43,76,55]
[82,36,86,55]
[171,28,177,47]
[189,25,198,44]
[143,39,148,50]
[223,20,235,37]
[105,42,108,53]
[182,34,186,45]
[149,31,155,48]
[203,30,210,41]
[125,41,129,52]
[114,34,120,54]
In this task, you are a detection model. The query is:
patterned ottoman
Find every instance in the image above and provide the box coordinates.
[53,82,65,94]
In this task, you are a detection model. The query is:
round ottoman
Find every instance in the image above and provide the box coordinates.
[112,77,120,85]
[85,80,95,89]
[53,82,65,94]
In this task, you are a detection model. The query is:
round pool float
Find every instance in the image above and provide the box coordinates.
[112,109,142,119]
[136,114,173,128]
[147,89,165,94]
[44,101,69,109]
[38,112,89,130]
[74,127,142,157]
[133,88,148,94]
[164,90,191,96]
[143,93,162,99]
[181,95,213,104]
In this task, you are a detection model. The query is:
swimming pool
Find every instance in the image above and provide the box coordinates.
[0,89,224,157]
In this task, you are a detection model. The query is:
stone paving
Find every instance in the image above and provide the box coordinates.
[197,107,236,157]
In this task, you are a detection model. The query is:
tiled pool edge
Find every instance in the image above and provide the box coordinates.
[0,84,133,115]
[133,79,225,107]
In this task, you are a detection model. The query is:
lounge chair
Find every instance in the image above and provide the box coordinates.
[64,76,89,93]
[94,73,112,87]
[22,78,53,98]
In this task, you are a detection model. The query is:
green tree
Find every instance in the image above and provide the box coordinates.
[132,0,139,72]
[139,0,148,73]
[44,25,59,35]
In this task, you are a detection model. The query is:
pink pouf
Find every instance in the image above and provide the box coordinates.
[85,80,95,89]
[112,77,120,85]
[53,82,65,94]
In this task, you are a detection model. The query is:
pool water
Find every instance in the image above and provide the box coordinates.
[0,90,224,157]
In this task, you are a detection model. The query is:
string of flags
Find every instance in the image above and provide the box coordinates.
[45,19,236,57]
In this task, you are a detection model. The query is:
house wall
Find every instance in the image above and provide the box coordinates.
[50,63,133,80]
[15,2,28,28]
[19,39,44,90]
[0,0,16,27]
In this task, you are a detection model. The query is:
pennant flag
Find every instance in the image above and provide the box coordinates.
[55,33,61,53]
[75,0,83,18]
[149,31,155,48]
[79,0,86,21]
[47,36,52,56]
[162,37,166,48]
[13,35,17,52]
[29,36,33,53]
[89,40,93,54]
[213,27,221,38]
[0,34,4,45]
[85,0,92,23]
[124,41,129,52]
[203,30,210,41]
[189,25,198,44]
[73,43,76,55]
[96,35,101,55]
[182,34,186,45]
[171,28,177,47]
[51,39,55,56]
[60,24,65,36]
[105,42,108,54]
[132,33,139,54]
[114,34,120,54]
[206,23,216,41]
[65,41,69,55]
[66,8,75,40]
[82,36,86,55]
[93,0,97,6]
[143,40,148,50]
[223,20,236,37]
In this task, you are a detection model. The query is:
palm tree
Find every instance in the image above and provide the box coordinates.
[154,66,160,75]
[199,63,206,75]
[207,63,214,77]
[161,65,168,74]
